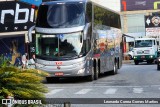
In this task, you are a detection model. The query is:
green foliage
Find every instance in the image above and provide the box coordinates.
[0,57,49,106]
[0,55,10,68]
[0,66,48,98]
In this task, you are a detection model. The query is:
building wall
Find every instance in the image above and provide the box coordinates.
[120,9,160,53]
[127,14,145,33]
[91,0,120,12]
[121,10,160,39]
[0,0,36,64]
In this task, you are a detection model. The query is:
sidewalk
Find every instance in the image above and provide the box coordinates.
[122,60,134,64]
[17,64,35,69]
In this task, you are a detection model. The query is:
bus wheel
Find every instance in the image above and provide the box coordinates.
[46,77,53,83]
[147,60,153,64]
[87,67,94,81]
[94,65,99,80]
[157,64,160,70]
[111,61,118,75]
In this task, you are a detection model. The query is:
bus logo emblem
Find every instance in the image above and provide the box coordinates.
[55,62,62,66]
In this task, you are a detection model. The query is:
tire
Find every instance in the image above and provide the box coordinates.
[111,61,118,75]
[94,65,99,80]
[128,55,132,60]
[134,60,139,65]
[157,64,160,70]
[154,61,157,64]
[46,77,52,83]
[147,60,153,64]
[87,67,94,81]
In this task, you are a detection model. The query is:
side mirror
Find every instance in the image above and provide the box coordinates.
[80,35,82,43]
[157,41,159,45]
[83,23,91,40]
[28,26,35,43]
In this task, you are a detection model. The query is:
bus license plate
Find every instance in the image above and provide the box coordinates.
[55,72,64,76]
[141,56,145,58]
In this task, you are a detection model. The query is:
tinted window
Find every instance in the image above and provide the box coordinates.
[135,40,153,48]
[35,32,85,60]
[36,2,85,28]
[94,5,121,28]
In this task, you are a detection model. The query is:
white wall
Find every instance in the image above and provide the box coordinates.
[127,14,145,33]
[91,0,120,12]
[125,32,146,42]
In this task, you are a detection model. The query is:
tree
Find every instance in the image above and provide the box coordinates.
[0,55,49,106]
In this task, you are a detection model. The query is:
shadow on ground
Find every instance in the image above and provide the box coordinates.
[42,71,115,84]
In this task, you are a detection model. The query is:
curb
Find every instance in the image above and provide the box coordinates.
[122,60,133,64]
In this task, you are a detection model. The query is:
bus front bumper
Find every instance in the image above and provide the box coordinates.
[36,65,90,77]
[133,55,156,61]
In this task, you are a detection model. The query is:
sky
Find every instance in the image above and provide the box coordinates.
[91,0,120,12]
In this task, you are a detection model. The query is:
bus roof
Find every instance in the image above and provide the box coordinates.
[135,38,156,40]
[41,0,120,15]
[42,0,87,5]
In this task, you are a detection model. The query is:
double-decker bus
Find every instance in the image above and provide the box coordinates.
[28,0,122,82]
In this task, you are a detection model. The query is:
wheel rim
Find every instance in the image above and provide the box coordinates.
[95,67,98,80]
[114,62,117,74]
[114,64,116,73]
[92,67,94,80]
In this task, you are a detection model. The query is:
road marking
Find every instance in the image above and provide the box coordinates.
[47,85,160,89]
[104,88,117,94]
[46,89,63,95]
[133,88,143,93]
[47,85,145,89]
[75,89,92,94]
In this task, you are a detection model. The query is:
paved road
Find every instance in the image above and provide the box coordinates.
[44,62,160,107]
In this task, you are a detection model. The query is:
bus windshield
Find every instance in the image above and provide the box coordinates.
[35,32,84,60]
[36,2,85,28]
[135,40,153,48]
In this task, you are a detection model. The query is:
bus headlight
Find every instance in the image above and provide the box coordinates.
[77,68,85,74]
[158,58,160,62]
